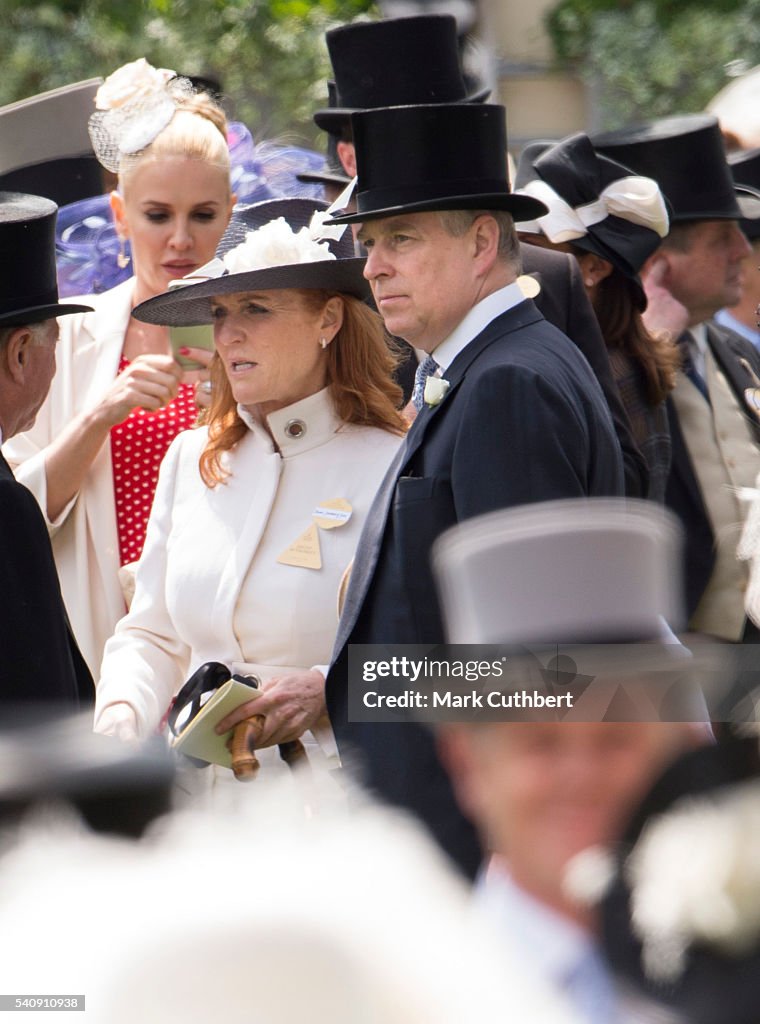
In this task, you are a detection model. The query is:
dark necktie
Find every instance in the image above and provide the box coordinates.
[678,331,710,404]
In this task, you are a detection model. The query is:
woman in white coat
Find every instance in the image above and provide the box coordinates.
[94,197,405,755]
[2,59,236,680]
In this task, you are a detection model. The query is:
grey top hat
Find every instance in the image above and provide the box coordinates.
[133,197,368,327]
[432,498,685,646]
[0,192,92,326]
[0,79,104,206]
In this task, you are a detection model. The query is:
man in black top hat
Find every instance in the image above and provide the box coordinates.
[595,115,760,643]
[320,102,624,878]
[313,14,648,496]
[0,192,93,704]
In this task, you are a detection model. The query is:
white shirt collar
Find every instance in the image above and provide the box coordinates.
[430,281,526,374]
[475,860,596,987]
[237,388,342,456]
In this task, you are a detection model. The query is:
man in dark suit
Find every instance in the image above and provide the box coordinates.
[0,192,93,704]
[320,102,625,877]
[596,116,760,643]
[313,14,648,497]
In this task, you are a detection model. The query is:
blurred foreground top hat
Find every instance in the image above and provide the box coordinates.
[0,710,173,838]
[593,114,757,223]
[433,498,684,646]
[0,192,92,325]
[314,15,488,134]
[514,133,670,308]
[0,79,103,206]
[326,103,547,225]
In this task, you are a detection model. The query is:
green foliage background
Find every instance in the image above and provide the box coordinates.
[0,0,376,145]
[546,0,760,128]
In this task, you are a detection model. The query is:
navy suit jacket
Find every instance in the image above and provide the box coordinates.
[0,452,91,705]
[326,299,625,877]
[666,320,760,617]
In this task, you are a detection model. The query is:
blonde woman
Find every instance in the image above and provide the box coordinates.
[3,59,236,680]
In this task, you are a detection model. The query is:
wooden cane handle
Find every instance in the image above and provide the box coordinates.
[230,714,266,781]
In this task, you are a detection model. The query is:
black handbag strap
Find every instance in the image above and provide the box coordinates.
[167,661,232,737]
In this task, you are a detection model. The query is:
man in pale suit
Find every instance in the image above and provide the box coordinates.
[321,102,625,877]
[595,115,760,645]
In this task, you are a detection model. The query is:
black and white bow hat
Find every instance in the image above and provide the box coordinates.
[514,133,670,306]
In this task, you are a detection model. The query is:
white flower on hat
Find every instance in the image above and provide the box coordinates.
[222,217,337,274]
[627,781,760,981]
[424,376,451,407]
[95,58,175,111]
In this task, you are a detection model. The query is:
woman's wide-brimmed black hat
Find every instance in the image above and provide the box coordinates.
[728,147,760,240]
[326,104,548,226]
[593,114,756,222]
[0,192,92,326]
[600,733,760,1024]
[313,15,489,134]
[514,133,670,309]
[132,197,369,327]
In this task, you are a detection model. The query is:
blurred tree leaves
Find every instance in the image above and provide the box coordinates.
[546,0,760,128]
[0,0,376,144]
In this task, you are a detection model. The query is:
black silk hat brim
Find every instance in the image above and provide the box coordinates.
[313,85,491,132]
[327,191,547,226]
[0,300,93,326]
[132,258,370,327]
[296,168,351,188]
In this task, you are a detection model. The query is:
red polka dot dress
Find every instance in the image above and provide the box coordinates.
[111,355,197,567]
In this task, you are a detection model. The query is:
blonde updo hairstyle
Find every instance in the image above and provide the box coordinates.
[118,89,230,194]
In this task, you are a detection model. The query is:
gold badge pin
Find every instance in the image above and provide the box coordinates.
[277,523,322,570]
[313,498,353,530]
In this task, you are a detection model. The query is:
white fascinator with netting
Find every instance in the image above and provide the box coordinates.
[87,58,194,173]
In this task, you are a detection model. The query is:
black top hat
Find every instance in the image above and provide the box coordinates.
[0,80,104,206]
[133,197,368,327]
[0,192,92,326]
[326,104,547,226]
[728,148,760,240]
[313,15,489,134]
[0,710,174,839]
[600,734,760,1024]
[298,82,351,189]
[593,114,746,223]
[514,133,670,308]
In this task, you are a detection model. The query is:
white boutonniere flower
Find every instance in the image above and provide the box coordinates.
[424,376,450,407]
[222,218,335,274]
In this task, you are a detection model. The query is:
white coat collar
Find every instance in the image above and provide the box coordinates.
[237,388,342,457]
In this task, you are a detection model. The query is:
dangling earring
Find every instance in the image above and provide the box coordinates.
[117,237,131,270]
[320,337,328,350]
